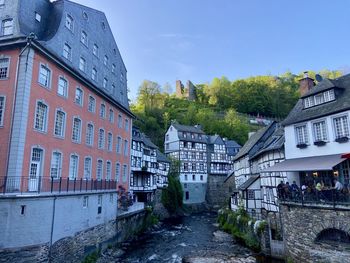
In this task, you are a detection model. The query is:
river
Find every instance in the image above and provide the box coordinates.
[97,212,285,263]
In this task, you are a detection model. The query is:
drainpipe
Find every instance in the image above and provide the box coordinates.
[5,34,34,178]
[48,195,57,262]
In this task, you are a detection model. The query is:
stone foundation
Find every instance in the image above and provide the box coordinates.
[206,174,230,209]
[280,203,350,262]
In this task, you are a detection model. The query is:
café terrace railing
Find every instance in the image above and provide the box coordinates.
[0,176,117,195]
[279,188,350,208]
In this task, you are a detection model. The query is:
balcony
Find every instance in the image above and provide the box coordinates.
[279,189,350,209]
[0,176,117,196]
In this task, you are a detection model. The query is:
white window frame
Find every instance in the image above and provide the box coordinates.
[50,151,62,179]
[88,95,96,113]
[38,63,51,88]
[333,115,350,139]
[98,128,105,149]
[92,68,97,81]
[72,117,82,143]
[100,103,106,119]
[86,122,94,146]
[69,153,79,179]
[122,164,128,183]
[93,44,99,57]
[84,156,92,179]
[295,124,309,145]
[109,109,114,123]
[115,162,120,182]
[63,43,72,61]
[57,76,68,98]
[103,77,108,89]
[107,132,113,151]
[65,14,74,32]
[0,57,10,79]
[106,160,111,180]
[116,136,121,154]
[54,108,66,138]
[0,95,5,126]
[79,57,86,72]
[75,87,83,106]
[124,140,128,156]
[97,159,103,180]
[81,30,88,46]
[34,100,48,132]
[1,19,13,36]
[312,120,328,142]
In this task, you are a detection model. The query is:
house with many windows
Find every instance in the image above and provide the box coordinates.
[156,149,170,188]
[165,122,208,204]
[0,0,133,260]
[262,74,350,261]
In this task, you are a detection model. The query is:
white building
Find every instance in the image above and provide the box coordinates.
[165,122,208,204]
[207,135,231,175]
[156,149,170,188]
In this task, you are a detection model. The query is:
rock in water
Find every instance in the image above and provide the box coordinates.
[212,230,233,242]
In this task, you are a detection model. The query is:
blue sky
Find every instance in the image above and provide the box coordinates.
[75,0,350,101]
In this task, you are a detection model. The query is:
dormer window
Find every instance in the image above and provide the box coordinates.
[65,14,74,32]
[304,89,335,109]
[1,19,13,36]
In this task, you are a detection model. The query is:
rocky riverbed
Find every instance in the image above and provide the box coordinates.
[97,213,282,263]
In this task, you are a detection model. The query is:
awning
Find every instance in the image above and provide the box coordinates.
[261,154,347,172]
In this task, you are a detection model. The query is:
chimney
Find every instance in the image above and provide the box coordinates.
[194,124,202,130]
[299,71,315,96]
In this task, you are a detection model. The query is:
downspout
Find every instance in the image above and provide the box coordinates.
[5,35,33,178]
[48,195,57,262]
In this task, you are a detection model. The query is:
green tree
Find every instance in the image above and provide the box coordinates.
[161,159,183,214]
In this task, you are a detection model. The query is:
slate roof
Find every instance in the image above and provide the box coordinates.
[132,127,158,149]
[207,135,224,144]
[283,74,350,126]
[300,78,338,98]
[172,123,205,134]
[251,125,284,159]
[233,122,275,160]
[225,140,241,148]
[238,175,260,191]
[156,150,170,163]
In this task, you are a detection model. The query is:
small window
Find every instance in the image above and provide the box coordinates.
[91,68,97,81]
[100,103,106,118]
[104,55,108,66]
[125,119,129,131]
[122,164,128,183]
[69,154,79,179]
[63,43,72,60]
[106,161,111,180]
[295,124,309,145]
[54,109,65,137]
[81,31,88,46]
[107,132,113,151]
[0,58,9,79]
[1,19,13,36]
[0,96,5,126]
[88,96,95,113]
[97,160,103,180]
[313,121,327,142]
[192,174,196,181]
[72,117,82,143]
[123,140,128,156]
[109,109,114,123]
[103,78,108,89]
[57,77,68,97]
[38,64,51,88]
[101,21,106,30]
[82,11,88,20]
[93,44,99,57]
[65,14,74,31]
[50,151,62,179]
[75,88,83,106]
[98,128,105,149]
[118,114,122,128]
[20,205,26,215]
[35,12,41,22]
[185,191,189,200]
[34,101,48,132]
[116,136,121,154]
[248,190,255,199]
[112,64,116,73]
[79,57,86,72]
[84,157,92,179]
[83,196,88,208]
[115,163,120,182]
[86,123,94,146]
[333,116,350,139]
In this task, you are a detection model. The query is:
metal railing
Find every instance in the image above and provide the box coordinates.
[0,176,117,195]
[279,189,350,207]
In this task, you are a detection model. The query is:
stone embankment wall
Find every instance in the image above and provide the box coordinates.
[280,203,350,262]
[206,174,231,210]
[0,205,146,263]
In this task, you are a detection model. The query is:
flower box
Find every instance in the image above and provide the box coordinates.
[335,137,349,143]
[296,143,308,149]
[314,140,327,146]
